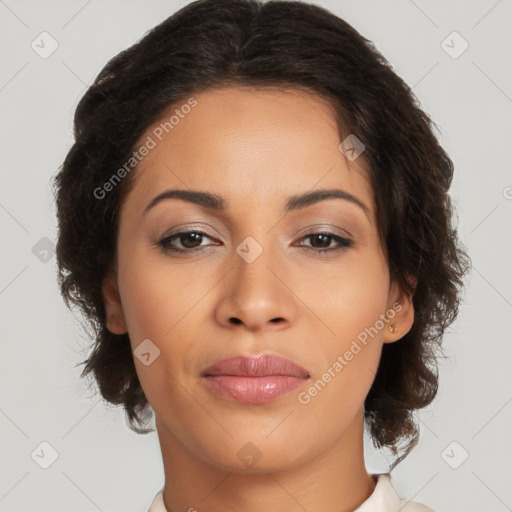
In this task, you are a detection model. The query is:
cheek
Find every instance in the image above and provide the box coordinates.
[315,249,390,339]
[297,271,389,438]
[116,242,206,344]
[115,244,208,399]
[294,345,381,454]
[306,249,389,397]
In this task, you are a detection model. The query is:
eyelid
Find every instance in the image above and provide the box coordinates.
[293,223,353,239]
[156,227,354,255]
[158,222,352,242]
[159,223,220,238]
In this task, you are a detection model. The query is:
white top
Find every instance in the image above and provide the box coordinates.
[147,473,434,511]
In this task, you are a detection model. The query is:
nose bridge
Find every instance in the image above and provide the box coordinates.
[233,231,281,294]
[218,230,290,329]
[230,201,279,268]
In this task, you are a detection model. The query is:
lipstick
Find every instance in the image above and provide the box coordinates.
[201,354,310,404]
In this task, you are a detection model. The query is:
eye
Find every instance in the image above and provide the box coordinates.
[156,230,353,255]
[157,230,215,253]
[296,232,353,255]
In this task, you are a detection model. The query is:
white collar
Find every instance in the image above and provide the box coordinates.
[147,473,434,511]
[354,473,434,511]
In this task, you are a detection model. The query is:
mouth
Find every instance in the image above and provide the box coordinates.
[201,353,310,378]
[200,354,310,404]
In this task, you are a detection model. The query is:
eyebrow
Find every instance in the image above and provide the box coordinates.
[143,188,370,220]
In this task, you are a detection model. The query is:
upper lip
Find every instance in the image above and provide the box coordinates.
[201,354,310,378]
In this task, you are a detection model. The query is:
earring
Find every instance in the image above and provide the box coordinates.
[388,325,398,334]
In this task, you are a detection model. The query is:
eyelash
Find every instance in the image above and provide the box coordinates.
[156,230,353,256]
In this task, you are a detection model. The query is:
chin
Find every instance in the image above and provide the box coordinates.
[196,435,314,474]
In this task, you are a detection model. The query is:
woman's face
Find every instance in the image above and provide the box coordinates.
[103,86,413,472]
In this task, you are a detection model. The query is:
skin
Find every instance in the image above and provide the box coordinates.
[102,86,414,512]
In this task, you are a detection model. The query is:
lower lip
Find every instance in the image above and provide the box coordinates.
[203,375,308,404]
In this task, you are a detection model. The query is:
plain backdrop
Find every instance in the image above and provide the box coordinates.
[1,1,511,511]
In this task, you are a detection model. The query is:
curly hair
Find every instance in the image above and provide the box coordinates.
[52,0,470,469]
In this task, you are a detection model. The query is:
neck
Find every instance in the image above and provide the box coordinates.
[156,410,376,512]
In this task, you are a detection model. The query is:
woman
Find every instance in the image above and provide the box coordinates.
[52,0,470,510]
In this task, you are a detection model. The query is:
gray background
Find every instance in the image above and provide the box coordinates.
[1,0,511,510]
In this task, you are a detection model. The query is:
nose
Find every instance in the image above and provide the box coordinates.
[214,241,297,332]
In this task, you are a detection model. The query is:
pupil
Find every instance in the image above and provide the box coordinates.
[314,234,331,248]
[182,232,202,248]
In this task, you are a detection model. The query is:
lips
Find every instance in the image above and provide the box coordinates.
[201,354,310,378]
[201,354,310,404]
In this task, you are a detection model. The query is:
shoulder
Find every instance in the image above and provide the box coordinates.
[398,499,436,512]
[147,489,165,512]
[355,473,435,512]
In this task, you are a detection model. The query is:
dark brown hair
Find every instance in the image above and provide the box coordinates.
[52,0,470,469]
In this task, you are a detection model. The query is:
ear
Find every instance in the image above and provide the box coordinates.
[382,278,415,344]
[102,271,128,335]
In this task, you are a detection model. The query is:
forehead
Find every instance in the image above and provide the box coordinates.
[122,86,373,220]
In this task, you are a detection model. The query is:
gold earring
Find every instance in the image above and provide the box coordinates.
[388,325,398,334]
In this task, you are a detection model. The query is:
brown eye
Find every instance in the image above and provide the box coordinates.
[297,232,353,255]
[157,230,214,252]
